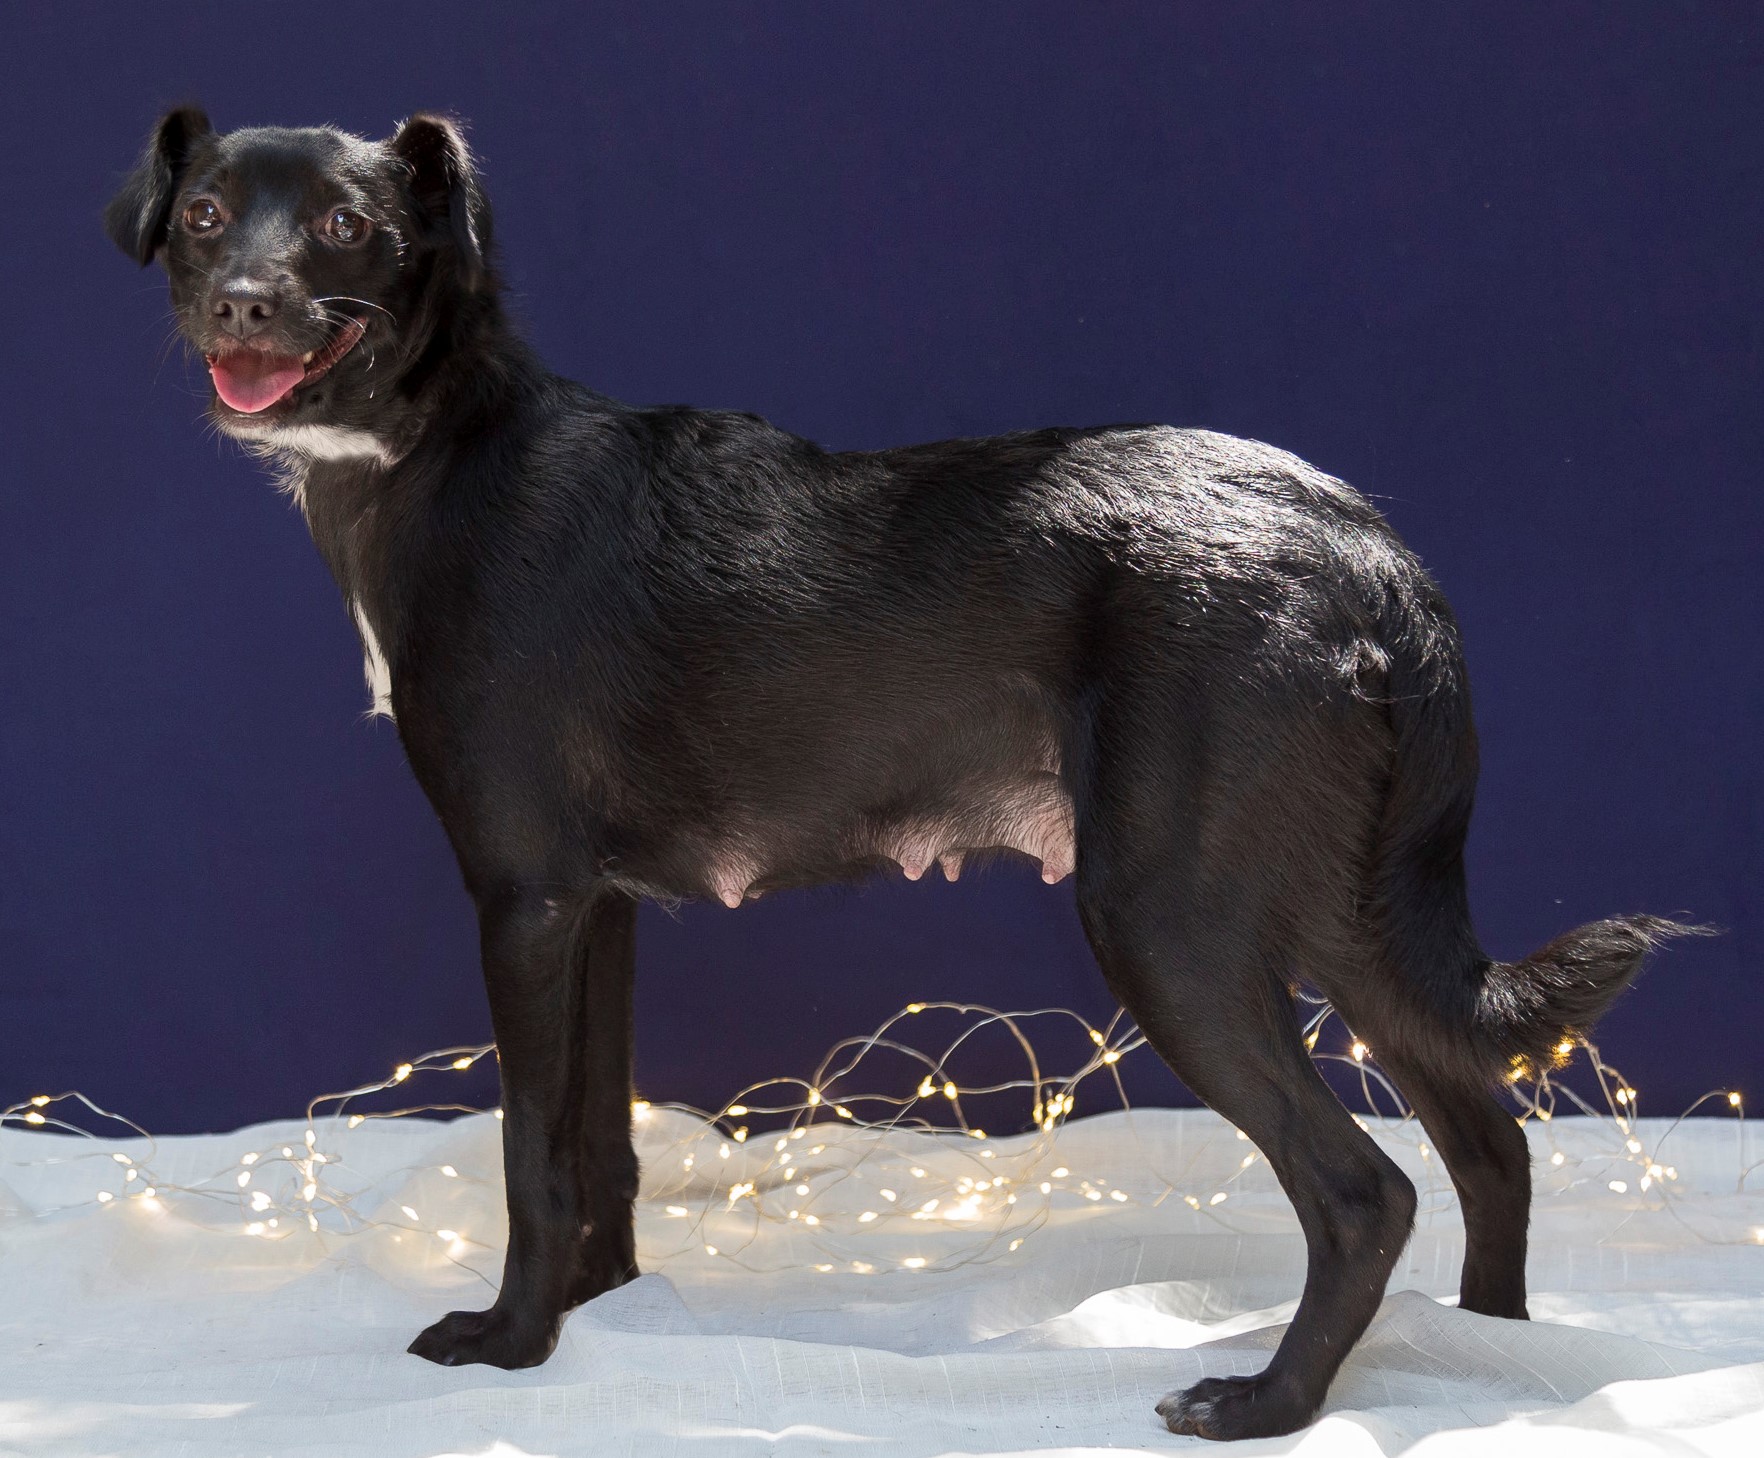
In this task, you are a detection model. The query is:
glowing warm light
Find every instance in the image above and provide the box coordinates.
[3,998,1720,1283]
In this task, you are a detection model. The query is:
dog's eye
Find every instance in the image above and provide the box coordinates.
[182,199,225,235]
[324,209,371,245]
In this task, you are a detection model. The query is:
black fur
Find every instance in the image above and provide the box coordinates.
[107,109,1704,1441]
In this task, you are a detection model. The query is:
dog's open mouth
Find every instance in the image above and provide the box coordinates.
[206,317,367,415]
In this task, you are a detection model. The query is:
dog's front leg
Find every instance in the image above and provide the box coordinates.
[409,885,639,1369]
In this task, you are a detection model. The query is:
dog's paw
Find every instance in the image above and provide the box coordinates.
[407,1304,559,1370]
[1156,1373,1312,1441]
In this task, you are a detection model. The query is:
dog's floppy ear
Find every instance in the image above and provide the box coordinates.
[105,106,212,266]
[391,113,493,292]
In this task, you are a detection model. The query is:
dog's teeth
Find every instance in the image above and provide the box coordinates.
[302,351,315,364]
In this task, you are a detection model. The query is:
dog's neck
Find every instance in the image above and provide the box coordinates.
[273,290,548,720]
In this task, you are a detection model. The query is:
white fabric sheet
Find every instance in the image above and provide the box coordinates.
[4,1108,1763,1456]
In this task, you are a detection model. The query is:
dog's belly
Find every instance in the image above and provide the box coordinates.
[703,770,1076,907]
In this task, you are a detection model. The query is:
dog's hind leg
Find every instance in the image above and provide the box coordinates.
[1372,1048,1530,1318]
[1070,681,1415,1441]
[1079,880,1416,1440]
[408,885,639,1369]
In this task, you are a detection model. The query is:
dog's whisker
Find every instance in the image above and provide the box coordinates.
[313,295,399,328]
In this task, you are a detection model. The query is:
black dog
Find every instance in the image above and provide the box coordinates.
[106,108,1696,1441]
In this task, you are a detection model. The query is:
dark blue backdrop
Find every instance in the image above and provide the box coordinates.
[2,3,1757,1134]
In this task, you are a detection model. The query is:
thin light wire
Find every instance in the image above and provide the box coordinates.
[1,1002,1748,1275]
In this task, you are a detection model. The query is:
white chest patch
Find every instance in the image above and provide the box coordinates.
[351,599,395,720]
[276,424,394,463]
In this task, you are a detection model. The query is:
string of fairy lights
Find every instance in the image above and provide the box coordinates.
[1,999,1753,1278]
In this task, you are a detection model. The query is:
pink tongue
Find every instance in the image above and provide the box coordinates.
[209,351,307,413]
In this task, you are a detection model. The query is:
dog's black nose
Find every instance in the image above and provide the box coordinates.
[211,282,281,340]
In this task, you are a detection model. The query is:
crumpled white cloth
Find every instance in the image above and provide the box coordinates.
[3,1108,1762,1457]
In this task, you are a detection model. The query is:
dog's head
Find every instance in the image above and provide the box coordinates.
[106,107,492,455]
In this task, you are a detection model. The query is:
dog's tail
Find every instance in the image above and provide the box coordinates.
[1364,568,1709,1081]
